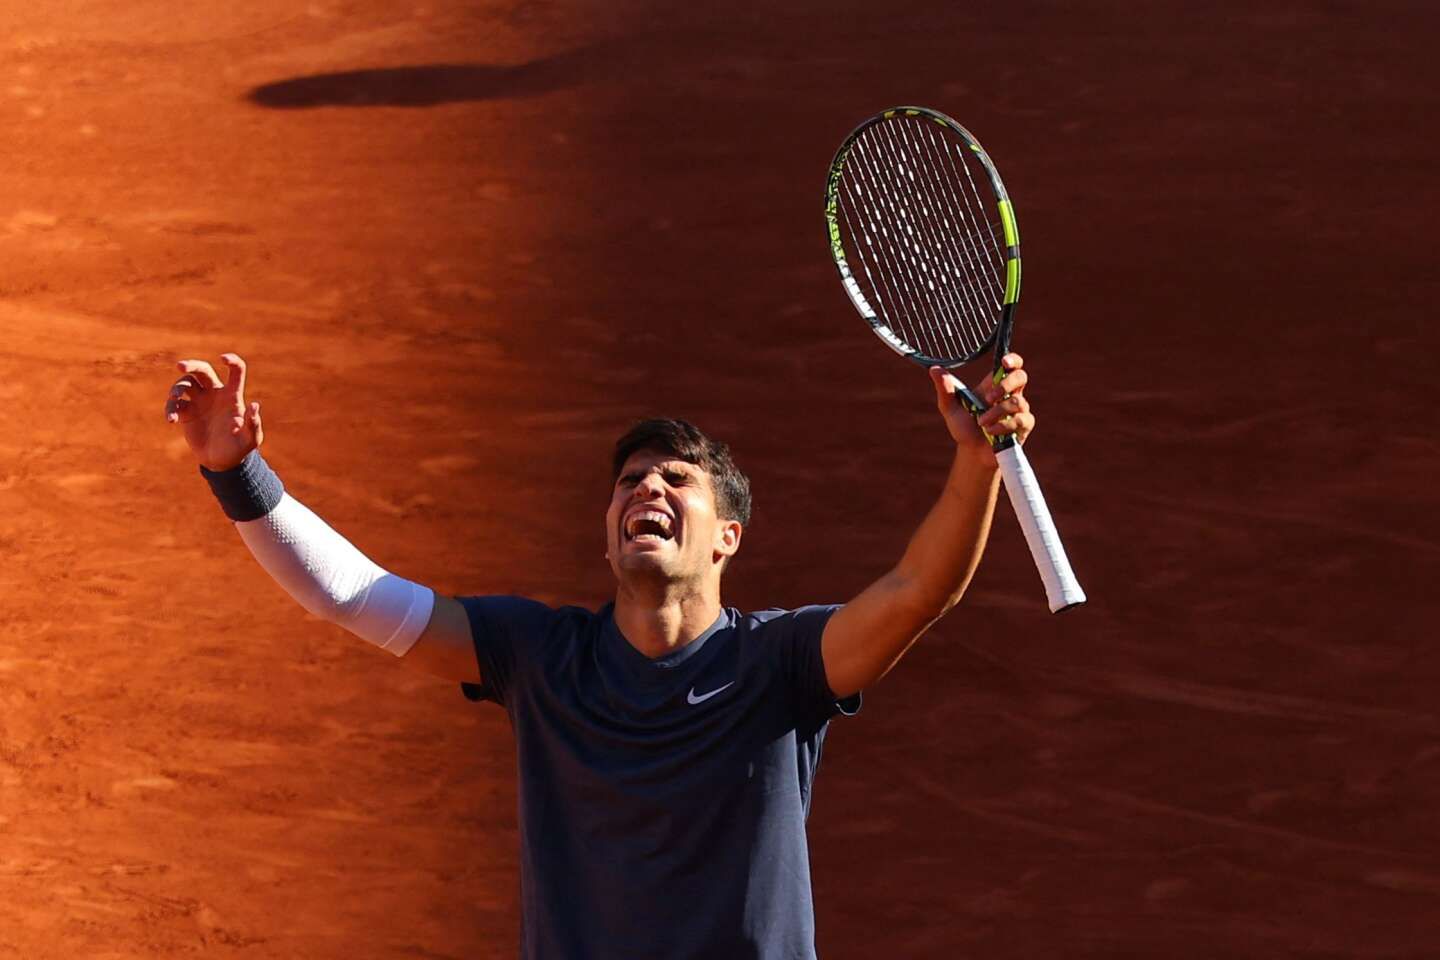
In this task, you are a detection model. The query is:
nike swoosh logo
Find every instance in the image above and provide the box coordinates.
[686,681,735,705]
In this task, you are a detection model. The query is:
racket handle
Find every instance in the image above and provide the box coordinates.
[994,444,1086,613]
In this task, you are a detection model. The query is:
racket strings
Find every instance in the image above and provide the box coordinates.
[856,137,975,356]
[916,122,1008,302]
[834,115,1008,362]
[836,146,927,348]
[880,124,998,350]
[875,122,1002,351]
[845,143,961,359]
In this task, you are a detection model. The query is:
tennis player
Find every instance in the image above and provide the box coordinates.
[163,351,1032,959]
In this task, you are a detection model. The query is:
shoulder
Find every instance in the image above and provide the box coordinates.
[456,597,606,705]
[458,594,553,629]
[743,604,840,627]
[457,596,605,639]
[739,604,843,637]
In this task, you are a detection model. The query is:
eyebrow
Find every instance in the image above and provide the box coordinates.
[617,462,697,483]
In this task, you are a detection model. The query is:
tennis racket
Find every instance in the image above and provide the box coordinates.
[824,105,1085,612]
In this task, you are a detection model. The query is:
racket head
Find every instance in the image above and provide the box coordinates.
[825,106,1022,372]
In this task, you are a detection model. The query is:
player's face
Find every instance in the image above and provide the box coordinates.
[606,450,741,584]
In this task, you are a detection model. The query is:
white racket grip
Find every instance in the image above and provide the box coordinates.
[994,444,1086,612]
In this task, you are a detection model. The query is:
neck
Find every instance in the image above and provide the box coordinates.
[613,575,723,659]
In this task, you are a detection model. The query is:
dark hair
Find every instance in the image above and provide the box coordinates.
[612,418,752,525]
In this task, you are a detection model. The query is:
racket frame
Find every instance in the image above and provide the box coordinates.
[825,106,1085,613]
[825,105,1021,422]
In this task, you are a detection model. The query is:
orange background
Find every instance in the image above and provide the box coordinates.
[3,2,1437,956]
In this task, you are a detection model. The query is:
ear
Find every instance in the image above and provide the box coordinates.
[714,519,742,561]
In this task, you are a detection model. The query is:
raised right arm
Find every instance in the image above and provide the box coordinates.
[165,354,479,684]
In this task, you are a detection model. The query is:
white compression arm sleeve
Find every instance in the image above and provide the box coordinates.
[235,493,436,656]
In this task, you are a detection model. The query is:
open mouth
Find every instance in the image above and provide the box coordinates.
[624,509,675,543]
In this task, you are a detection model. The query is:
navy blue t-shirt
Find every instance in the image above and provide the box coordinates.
[459,597,860,960]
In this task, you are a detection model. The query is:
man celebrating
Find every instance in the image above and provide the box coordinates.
[164,351,1033,958]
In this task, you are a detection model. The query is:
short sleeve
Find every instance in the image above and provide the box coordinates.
[770,604,862,725]
[456,595,555,706]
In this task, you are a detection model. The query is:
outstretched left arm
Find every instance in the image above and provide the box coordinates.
[820,354,1034,699]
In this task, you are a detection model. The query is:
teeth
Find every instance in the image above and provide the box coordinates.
[625,510,674,540]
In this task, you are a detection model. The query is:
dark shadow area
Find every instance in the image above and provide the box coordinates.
[246,50,608,108]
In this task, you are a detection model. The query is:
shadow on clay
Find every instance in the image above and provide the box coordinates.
[244,47,617,108]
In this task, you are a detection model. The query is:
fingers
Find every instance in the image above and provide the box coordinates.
[164,355,249,425]
[244,401,264,446]
[929,365,959,406]
[977,391,1035,441]
[167,359,222,423]
[219,353,247,400]
[979,353,1027,405]
[995,366,1027,398]
[931,365,985,416]
[174,359,223,389]
[934,359,1036,444]
[164,376,200,423]
[981,353,1036,443]
[976,391,1028,426]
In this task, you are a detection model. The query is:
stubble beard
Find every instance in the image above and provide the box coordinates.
[615,546,708,605]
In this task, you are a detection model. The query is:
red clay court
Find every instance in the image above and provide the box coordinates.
[2,2,1437,957]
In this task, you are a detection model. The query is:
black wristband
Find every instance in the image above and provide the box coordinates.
[199,450,285,522]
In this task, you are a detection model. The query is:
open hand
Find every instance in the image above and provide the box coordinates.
[929,353,1034,451]
[163,353,264,471]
